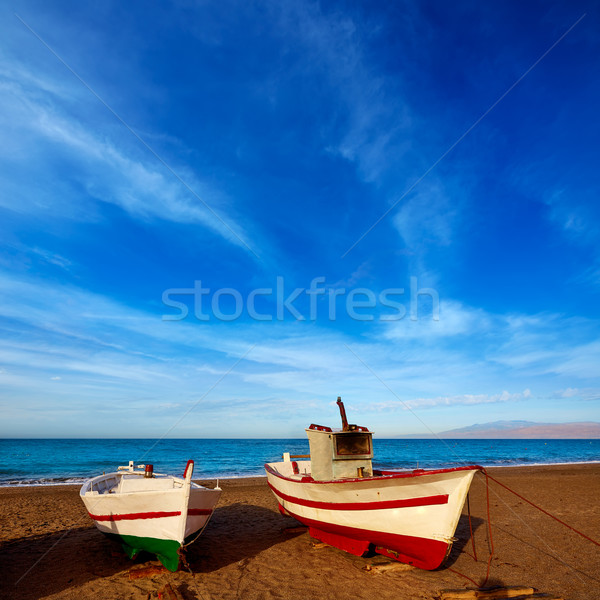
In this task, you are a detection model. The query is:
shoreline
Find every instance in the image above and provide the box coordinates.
[2,464,599,600]
[3,459,600,488]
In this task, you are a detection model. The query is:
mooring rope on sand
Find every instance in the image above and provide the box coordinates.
[483,470,600,548]
[450,467,600,589]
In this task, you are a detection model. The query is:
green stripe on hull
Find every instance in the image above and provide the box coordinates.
[105,532,181,571]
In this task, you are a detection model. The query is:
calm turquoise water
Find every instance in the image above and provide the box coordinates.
[0,438,598,486]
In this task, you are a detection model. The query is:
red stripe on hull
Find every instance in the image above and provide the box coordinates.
[268,481,448,511]
[188,508,213,516]
[279,503,450,570]
[89,510,180,522]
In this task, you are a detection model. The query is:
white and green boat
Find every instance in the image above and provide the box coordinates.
[80,460,221,571]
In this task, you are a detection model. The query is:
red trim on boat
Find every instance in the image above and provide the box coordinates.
[89,507,213,521]
[264,462,481,485]
[89,510,181,522]
[280,503,450,570]
[267,481,449,511]
[308,424,332,432]
[183,459,194,480]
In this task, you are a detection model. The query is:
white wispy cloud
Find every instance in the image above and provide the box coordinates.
[368,389,532,412]
[266,1,415,185]
[551,387,600,401]
[383,299,489,339]
[393,181,456,249]
[508,161,600,287]
[0,62,255,252]
[28,247,73,270]
[1,268,598,435]
[491,314,600,379]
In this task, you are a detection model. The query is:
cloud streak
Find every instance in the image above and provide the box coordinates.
[0,58,255,253]
[367,389,533,412]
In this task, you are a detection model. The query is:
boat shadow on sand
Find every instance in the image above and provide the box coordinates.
[444,513,487,567]
[4,504,486,600]
[4,502,290,600]
[188,504,487,574]
[184,502,307,572]
[4,525,129,600]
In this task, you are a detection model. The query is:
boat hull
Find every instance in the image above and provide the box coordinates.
[265,462,480,570]
[81,470,220,571]
[103,532,183,571]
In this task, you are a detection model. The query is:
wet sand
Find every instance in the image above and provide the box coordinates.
[2,464,599,600]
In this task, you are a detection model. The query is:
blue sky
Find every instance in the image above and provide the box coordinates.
[1,0,599,438]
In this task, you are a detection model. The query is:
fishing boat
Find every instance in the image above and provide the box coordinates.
[265,398,481,570]
[80,460,221,571]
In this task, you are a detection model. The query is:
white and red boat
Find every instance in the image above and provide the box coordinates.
[265,398,481,570]
[80,460,221,571]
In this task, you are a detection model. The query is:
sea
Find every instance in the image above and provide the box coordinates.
[1,438,599,487]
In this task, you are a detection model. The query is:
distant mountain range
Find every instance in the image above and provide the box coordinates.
[401,420,600,439]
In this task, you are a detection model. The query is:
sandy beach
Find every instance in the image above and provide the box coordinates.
[2,464,599,600]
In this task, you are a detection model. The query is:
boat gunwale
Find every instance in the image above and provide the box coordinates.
[79,471,207,497]
[264,462,483,485]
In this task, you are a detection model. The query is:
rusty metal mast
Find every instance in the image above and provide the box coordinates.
[336,396,350,431]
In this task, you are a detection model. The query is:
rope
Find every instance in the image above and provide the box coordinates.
[179,550,212,600]
[182,526,207,548]
[448,469,495,588]
[447,567,481,587]
[448,465,600,590]
[480,469,495,587]
[484,471,600,548]
[466,493,478,561]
